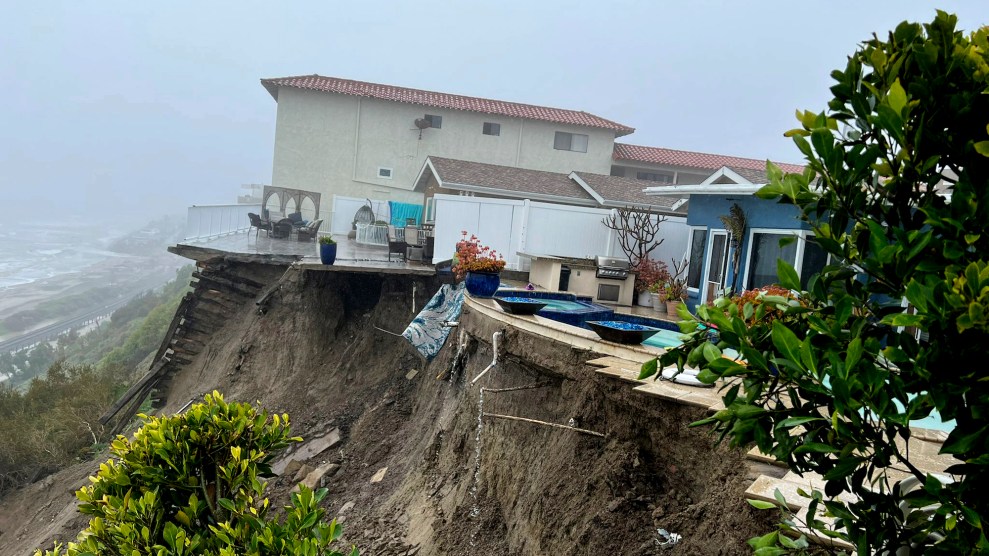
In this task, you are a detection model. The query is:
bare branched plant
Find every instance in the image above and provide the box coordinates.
[602,207,667,265]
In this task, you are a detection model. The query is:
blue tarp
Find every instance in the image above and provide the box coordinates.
[389,201,423,227]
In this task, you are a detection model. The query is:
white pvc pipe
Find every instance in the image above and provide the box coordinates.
[471,331,503,385]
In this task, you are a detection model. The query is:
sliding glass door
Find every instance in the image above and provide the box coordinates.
[702,231,729,303]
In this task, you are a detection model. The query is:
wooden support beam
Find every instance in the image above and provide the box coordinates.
[191,271,260,297]
[99,357,171,424]
[151,294,194,364]
[255,267,297,307]
[197,268,266,290]
[177,319,215,338]
[198,291,242,312]
[168,343,199,359]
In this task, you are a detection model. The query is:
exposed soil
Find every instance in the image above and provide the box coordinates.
[0,259,771,555]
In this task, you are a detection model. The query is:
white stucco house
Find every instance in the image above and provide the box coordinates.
[260,74,807,235]
[262,74,636,225]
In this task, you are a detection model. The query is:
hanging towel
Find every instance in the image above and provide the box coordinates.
[388,201,424,227]
[403,283,465,361]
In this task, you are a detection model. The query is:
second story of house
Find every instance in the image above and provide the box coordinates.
[261,75,634,202]
[610,143,806,186]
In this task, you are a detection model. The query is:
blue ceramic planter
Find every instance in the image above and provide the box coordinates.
[465,271,500,297]
[319,243,337,265]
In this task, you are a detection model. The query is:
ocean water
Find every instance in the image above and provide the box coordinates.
[0,219,132,290]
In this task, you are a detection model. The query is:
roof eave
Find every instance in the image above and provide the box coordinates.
[642,183,765,195]
[567,172,605,205]
[441,181,597,207]
[260,79,281,101]
[600,199,688,216]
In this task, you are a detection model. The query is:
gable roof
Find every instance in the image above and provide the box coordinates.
[613,143,805,174]
[418,157,597,205]
[570,172,686,213]
[262,75,635,136]
[416,157,687,215]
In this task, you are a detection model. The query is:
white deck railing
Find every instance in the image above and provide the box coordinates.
[355,223,389,246]
[184,204,261,241]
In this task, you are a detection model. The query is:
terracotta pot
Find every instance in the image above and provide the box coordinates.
[665,300,683,316]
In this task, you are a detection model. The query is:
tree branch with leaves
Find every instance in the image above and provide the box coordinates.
[641,12,989,553]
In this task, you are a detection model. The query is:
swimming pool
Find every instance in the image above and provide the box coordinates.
[537,298,596,312]
[493,290,614,327]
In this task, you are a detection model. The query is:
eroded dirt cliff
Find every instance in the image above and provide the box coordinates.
[0,259,769,555]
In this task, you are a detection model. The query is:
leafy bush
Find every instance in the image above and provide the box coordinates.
[0,361,130,491]
[643,12,989,553]
[37,392,357,556]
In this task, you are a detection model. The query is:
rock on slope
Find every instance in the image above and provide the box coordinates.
[0,258,770,555]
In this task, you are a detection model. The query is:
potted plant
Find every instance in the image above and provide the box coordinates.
[318,235,337,265]
[633,258,669,306]
[452,231,506,297]
[664,259,689,316]
[648,280,668,313]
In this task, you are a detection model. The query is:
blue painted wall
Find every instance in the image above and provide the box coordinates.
[685,194,807,229]
[685,194,809,309]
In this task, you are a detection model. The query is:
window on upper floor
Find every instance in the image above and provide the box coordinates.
[610,167,626,177]
[636,171,675,183]
[554,131,588,153]
[482,122,501,136]
[425,114,442,129]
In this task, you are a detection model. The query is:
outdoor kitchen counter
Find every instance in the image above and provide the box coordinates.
[518,252,637,306]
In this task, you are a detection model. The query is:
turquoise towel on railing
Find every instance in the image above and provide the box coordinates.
[402,283,465,361]
[389,201,423,227]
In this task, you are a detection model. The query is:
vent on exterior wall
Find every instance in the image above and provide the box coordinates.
[378,167,393,179]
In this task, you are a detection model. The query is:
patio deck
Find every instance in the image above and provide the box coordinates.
[171,232,436,276]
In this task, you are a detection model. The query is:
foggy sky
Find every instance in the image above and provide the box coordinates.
[1,1,984,228]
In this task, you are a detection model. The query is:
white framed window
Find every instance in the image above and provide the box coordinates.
[553,131,588,152]
[425,197,436,223]
[424,114,442,129]
[482,122,500,136]
[742,229,828,291]
[686,227,708,291]
[377,167,393,179]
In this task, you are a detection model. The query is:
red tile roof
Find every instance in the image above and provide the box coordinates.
[613,143,805,174]
[262,74,635,136]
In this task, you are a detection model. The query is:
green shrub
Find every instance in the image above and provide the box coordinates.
[36,392,357,556]
[643,11,989,553]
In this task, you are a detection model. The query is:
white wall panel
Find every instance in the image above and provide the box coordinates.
[431,194,690,272]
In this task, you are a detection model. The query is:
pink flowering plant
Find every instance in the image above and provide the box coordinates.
[451,231,506,281]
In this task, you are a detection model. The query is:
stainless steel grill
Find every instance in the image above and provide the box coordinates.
[595,256,631,279]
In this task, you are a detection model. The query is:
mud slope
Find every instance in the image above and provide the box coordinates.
[0,260,769,555]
